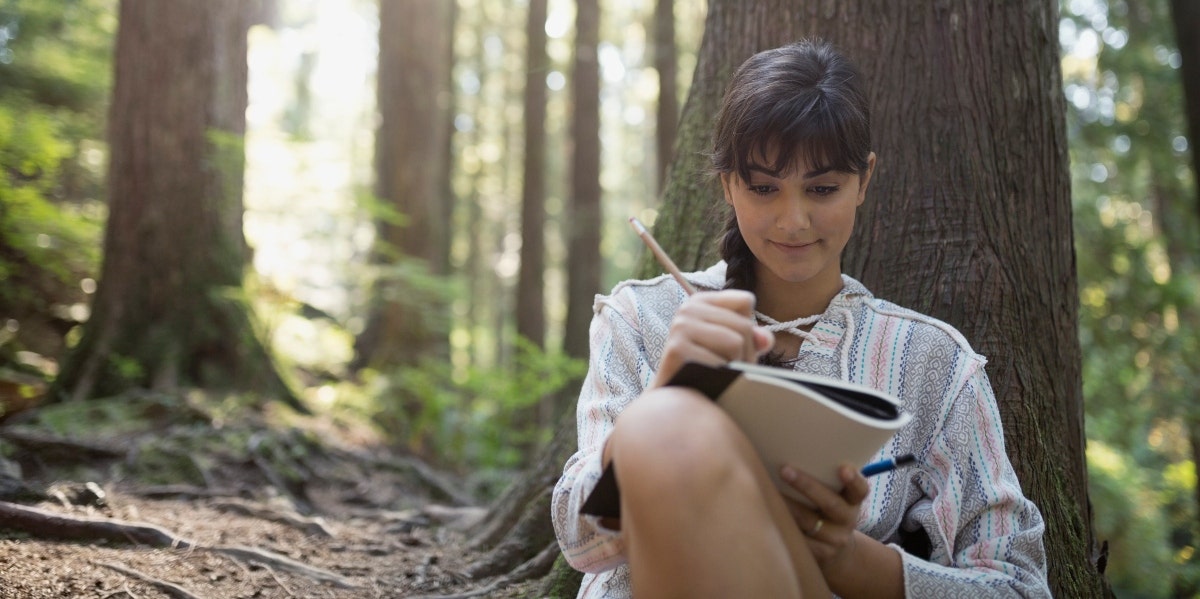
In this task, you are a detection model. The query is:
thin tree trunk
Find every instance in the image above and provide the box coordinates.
[653,0,678,193]
[517,0,549,350]
[1169,0,1200,221]
[355,0,454,371]
[53,0,298,408]
[516,0,552,436]
[1169,0,1200,536]
[562,0,602,361]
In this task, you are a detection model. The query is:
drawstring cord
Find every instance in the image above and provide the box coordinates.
[754,311,820,345]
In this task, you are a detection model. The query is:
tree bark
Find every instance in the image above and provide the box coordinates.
[561,0,603,361]
[653,0,678,193]
[53,0,298,408]
[514,1,1111,597]
[643,2,1106,595]
[1168,0,1200,538]
[354,0,455,371]
[1169,0,1200,221]
[516,0,550,350]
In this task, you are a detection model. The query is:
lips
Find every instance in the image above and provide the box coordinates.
[772,240,819,251]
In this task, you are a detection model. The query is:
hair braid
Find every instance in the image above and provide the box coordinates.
[718,212,755,292]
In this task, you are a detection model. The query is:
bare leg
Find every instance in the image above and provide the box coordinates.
[609,387,830,598]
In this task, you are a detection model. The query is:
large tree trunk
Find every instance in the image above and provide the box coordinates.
[53,0,297,408]
[354,0,454,371]
[561,0,602,361]
[486,1,1111,597]
[834,4,1100,595]
[645,2,1107,594]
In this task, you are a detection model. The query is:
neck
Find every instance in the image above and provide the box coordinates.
[753,266,844,322]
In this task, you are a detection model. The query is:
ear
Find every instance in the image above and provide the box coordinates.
[720,172,734,206]
[856,152,877,206]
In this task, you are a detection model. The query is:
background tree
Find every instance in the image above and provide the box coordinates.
[353,0,455,371]
[1169,0,1199,220]
[516,0,550,352]
[561,0,602,361]
[642,0,1106,596]
[653,0,678,192]
[52,0,299,407]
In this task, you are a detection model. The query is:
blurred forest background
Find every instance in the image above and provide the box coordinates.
[0,0,1196,596]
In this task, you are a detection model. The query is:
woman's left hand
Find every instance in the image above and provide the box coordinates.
[779,463,870,581]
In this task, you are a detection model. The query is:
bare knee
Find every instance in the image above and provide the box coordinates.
[610,387,759,501]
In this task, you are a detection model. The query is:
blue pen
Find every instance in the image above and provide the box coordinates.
[861,453,916,477]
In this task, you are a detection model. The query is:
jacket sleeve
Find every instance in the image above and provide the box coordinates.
[900,359,1053,598]
[551,292,654,573]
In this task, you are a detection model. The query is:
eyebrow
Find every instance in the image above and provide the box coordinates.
[746,164,836,179]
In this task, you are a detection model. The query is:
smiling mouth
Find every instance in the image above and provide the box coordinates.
[773,240,818,249]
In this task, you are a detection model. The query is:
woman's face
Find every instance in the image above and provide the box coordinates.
[720,151,876,294]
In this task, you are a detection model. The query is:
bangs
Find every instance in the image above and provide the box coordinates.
[732,92,869,182]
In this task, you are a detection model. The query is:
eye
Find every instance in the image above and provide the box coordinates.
[747,184,776,195]
[810,185,840,196]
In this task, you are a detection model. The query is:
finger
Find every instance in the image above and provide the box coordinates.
[753,327,775,357]
[781,496,828,542]
[781,466,856,525]
[672,303,760,361]
[782,494,818,523]
[839,463,870,505]
[669,319,751,361]
[676,297,759,334]
[696,289,757,317]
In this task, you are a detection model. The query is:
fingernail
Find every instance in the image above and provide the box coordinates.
[781,466,797,482]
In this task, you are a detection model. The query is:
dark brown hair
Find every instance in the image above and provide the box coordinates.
[713,39,872,293]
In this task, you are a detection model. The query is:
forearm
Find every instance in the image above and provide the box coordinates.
[826,531,903,599]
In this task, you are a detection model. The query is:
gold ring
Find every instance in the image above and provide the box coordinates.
[811,518,824,535]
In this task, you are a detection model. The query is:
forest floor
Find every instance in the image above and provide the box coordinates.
[0,391,544,599]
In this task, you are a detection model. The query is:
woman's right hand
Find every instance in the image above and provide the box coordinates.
[650,289,775,388]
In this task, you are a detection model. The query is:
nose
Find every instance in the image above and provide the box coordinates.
[775,190,811,232]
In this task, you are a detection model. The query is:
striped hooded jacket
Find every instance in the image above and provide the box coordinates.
[551,262,1051,598]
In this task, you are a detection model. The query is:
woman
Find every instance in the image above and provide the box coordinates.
[551,39,1051,598]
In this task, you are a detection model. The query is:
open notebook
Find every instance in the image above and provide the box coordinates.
[580,361,911,517]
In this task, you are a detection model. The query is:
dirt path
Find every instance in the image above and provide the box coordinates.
[0,398,546,598]
[0,484,530,598]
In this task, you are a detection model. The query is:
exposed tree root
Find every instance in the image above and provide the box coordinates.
[0,428,127,461]
[214,545,355,588]
[420,504,487,531]
[92,560,206,599]
[464,487,554,579]
[405,580,506,599]
[341,448,476,507]
[0,500,357,589]
[508,541,562,583]
[211,497,335,538]
[131,485,246,500]
[408,541,560,599]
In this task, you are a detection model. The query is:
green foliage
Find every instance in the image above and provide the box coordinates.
[1063,0,1200,594]
[0,0,116,113]
[373,337,585,476]
[0,100,103,316]
[0,0,113,359]
[1088,442,1175,597]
